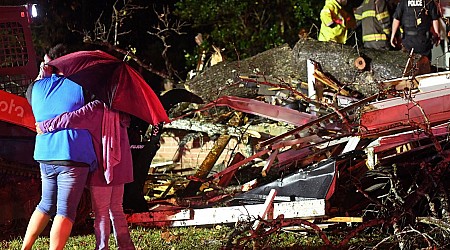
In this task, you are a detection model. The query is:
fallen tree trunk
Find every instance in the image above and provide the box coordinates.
[292,38,411,96]
[186,38,415,103]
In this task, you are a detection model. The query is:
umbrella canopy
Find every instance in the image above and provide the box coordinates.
[48,50,169,125]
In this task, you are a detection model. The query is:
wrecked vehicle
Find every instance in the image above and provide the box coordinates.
[126,39,450,248]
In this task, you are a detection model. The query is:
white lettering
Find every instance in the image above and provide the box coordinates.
[14,106,24,117]
[408,0,423,7]
[0,100,7,112]
[8,99,15,113]
[0,99,25,117]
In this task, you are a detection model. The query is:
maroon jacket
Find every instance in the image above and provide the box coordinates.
[38,100,133,186]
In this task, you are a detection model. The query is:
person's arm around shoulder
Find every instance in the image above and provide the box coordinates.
[36,100,103,134]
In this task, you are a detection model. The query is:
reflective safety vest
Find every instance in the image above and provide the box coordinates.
[318,0,356,44]
[355,0,391,49]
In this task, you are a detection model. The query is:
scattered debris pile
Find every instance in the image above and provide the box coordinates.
[129,39,450,248]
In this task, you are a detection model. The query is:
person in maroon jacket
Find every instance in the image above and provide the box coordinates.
[36,100,135,250]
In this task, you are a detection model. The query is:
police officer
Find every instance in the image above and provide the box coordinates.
[390,0,440,60]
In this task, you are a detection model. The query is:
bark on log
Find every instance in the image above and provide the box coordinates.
[185,44,295,103]
[185,38,415,102]
[292,38,412,96]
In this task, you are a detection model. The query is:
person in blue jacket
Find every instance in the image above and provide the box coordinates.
[21,44,97,250]
[37,100,136,250]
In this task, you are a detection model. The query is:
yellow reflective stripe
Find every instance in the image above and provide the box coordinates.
[363,34,387,41]
[383,28,391,34]
[361,10,376,18]
[376,11,390,21]
[355,13,362,20]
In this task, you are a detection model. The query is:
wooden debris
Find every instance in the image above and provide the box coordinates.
[217,152,245,187]
[313,69,351,97]
[261,149,279,177]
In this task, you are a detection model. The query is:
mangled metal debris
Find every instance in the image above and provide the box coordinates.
[127,193,326,227]
[233,159,336,203]
[129,57,450,239]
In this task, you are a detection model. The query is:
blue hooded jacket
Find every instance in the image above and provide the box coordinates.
[30,74,97,171]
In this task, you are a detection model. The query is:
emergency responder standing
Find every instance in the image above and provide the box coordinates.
[318,0,356,44]
[390,0,440,60]
[355,0,392,50]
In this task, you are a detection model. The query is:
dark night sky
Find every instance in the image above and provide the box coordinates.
[0,0,196,92]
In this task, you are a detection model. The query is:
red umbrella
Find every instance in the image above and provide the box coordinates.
[48,50,169,125]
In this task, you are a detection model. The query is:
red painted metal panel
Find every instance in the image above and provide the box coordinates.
[373,123,450,153]
[0,89,35,130]
[177,96,316,126]
[217,152,245,187]
[360,88,450,135]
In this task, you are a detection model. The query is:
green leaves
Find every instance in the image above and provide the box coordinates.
[175,0,324,61]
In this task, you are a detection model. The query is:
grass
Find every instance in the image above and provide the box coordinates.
[1,219,398,250]
[0,225,343,250]
[1,226,232,250]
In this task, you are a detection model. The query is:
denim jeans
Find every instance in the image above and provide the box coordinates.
[90,185,135,250]
[36,163,89,222]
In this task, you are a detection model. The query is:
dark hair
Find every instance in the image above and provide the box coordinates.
[47,44,68,74]
[47,43,68,60]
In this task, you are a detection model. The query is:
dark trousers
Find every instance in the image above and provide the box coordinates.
[403,34,432,60]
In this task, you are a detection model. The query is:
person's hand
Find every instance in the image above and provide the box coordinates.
[390,36,396,48]
[35,123,43,135]
[391,35,401,49]
[41,63,52,78]
[433,33,441,46]
[35,54,53,80]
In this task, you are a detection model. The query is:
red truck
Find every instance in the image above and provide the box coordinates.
[0,5,164,230]
[0,4,38,166]
[0,4,45,232]
[0,6,93,233]
[0,4,38,167]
